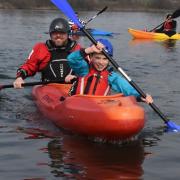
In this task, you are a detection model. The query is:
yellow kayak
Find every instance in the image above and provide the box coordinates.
[128,28,180,40]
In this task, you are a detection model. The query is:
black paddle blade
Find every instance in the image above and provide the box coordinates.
[97,6,108,15]
[172,8,180,19]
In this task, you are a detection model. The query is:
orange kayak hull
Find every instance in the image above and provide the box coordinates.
[32,84,145,140]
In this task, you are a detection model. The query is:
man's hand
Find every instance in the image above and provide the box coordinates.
[13,77,25,89]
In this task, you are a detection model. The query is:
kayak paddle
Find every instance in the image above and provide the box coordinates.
[84,6,108,25]
[51,0,180,132]
[149,8,180,32]
[0,80,64,90]
[69,6,107,28]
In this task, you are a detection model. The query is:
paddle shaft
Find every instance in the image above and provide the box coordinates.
[81,28,169,123]
[150,22,164,32]
[84,6,108,25]
[0,80,63,90]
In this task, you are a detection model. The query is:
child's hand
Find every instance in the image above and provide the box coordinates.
[85,41,104,54]
[141,94,153,104]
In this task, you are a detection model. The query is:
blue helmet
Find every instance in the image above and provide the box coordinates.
[95,38,113,56]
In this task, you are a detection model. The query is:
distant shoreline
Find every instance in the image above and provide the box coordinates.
[0,0,178,11]
[0,7,174,13]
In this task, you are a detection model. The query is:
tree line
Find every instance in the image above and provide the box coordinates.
[0,0,179,10]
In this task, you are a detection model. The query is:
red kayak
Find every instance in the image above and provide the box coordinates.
[32,83,145,140]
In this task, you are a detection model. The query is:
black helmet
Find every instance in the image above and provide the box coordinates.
[49,18,70,34]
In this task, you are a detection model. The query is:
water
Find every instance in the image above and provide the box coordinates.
[0,9,180,180]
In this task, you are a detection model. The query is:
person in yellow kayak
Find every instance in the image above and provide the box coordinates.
[13,18,81,89]
[65,38,153,104]
[154,14,177,36]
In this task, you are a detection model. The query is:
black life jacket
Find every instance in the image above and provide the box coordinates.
[41,39,77,82]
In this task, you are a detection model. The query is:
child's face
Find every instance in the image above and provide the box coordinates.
[91,53,109,71]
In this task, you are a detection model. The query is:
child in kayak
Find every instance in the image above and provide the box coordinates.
[66,38,153,104]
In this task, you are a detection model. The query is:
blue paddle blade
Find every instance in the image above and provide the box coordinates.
[51,0,83,28]
[166,120,180,132]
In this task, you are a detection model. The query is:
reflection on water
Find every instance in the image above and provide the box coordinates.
[18,127,150,179]
[45,126,167,179]
[1,117,166,180]
[161,39,177,49]
[129,39,177,50]
[47,136,145,179]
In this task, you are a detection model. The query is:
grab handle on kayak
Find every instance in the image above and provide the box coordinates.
[59,96,66,101]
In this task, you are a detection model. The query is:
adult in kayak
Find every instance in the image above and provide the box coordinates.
[13,18,81,88]
[66,38,153,104]
[154,14,177,36]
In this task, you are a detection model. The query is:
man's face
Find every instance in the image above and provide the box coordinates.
[91,53,109,71]
[50,31,68,46]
